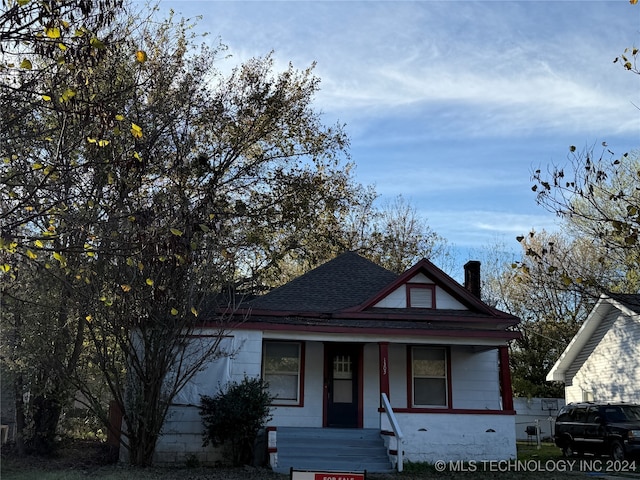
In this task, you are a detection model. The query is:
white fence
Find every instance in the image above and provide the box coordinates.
[514,397,565,441]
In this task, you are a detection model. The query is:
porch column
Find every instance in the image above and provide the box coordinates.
[379,342,390,401]
[498,346,514,411]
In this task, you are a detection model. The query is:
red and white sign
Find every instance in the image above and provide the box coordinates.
[290,470,366,480]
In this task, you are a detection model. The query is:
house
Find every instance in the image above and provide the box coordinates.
[546,293,640,404]
[154,252,521,470]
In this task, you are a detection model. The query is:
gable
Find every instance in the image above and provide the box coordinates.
[547,293,640,383]
[350,258,498,316]
[372,272,467,310]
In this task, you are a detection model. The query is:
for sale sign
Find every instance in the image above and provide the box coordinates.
[289,469,366,480]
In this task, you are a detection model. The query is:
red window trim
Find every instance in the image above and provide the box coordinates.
[263,340,305,407]
[405,283,436,308]
[377,407,515,415]
[406,345,452,408]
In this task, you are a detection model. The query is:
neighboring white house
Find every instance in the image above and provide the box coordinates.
[546,294,640,404]
[153,252,521,468]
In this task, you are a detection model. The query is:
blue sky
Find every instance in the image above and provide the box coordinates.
[159,0,639,257]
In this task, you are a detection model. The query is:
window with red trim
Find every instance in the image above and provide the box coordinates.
[410,346,448,407]
[406,284,435,308]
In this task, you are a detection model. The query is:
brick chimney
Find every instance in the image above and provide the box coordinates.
[464,260,481,299]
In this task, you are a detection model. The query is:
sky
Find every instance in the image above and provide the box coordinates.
[158,0,640,266]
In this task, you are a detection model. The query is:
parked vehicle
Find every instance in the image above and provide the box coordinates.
[553,402,640,460]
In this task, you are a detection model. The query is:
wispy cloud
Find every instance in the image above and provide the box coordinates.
[160,0,639,249]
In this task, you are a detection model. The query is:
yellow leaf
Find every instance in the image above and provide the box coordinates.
[85,315,92,322]
[135,50,148,63]
[130,123,143,139]
[170,228,183,236]
[121,284,132,292]
[26,249,37,259]
[61,20,69,28]
[60,88,76,102]
[126,257,135,267]
[191,306,198,317]
[145,278,154,286]
[53,252,67,266]
[137,261,144,271]
[87,137,97,143]
[115,114,124,121]
[97,139,110,147]
[18,0,31,6]
[41,95,51,101]
[58,43,67,51]
[32,162,43,170]
[170,308,179,316]
[45,27,61,39]
[133,152,142,162]
[107,172,114,184]
[0,264,11,272]
[34,239,44,248]
[90,37,105,49]
[20,58,32,69]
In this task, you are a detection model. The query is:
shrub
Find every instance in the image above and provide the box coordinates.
[200,376,274,466]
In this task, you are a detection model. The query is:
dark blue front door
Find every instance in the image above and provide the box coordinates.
[325,343,360,428]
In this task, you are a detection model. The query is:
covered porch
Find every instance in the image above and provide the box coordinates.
[262,332,517,470]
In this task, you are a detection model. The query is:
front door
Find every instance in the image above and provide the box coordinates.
[325,343,360,428]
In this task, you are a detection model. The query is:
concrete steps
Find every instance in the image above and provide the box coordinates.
[272,427,393,474]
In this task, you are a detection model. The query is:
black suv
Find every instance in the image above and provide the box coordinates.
[553,402,640,460]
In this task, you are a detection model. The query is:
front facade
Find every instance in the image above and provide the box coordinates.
[155,252,520,466]
[547,294,640,404]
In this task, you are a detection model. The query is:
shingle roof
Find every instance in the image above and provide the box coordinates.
[244,251,398,313]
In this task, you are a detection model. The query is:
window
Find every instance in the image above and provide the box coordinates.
[407,284,435,308]
[263,341,302,405]
[411,347,447,407]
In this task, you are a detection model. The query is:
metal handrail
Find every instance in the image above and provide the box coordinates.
[381,393,404,472]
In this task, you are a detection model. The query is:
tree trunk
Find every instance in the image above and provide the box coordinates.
[29,393,63,455]
[13,374,26,457]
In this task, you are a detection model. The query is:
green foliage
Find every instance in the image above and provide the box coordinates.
[200,377,273,467]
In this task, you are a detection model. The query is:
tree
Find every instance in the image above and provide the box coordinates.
[1,3,358,465]
[1,0,133,455]
[483,231,605,397]
[531,147,640,294]
[345,194,451,274]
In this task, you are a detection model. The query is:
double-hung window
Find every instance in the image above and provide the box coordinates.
[411,346,448,407]
[263,341,302,405]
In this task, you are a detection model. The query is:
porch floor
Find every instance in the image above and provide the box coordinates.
[272,427,394,474]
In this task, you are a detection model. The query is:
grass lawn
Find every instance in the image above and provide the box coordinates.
[1,440,637,480]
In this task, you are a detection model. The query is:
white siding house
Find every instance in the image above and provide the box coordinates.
[546,294,640,404]
[150,253,521,469]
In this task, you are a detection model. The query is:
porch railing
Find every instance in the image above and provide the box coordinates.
[380,393,404,472]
